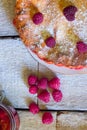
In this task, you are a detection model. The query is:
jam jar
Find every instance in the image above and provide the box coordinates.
[0,91,20,130]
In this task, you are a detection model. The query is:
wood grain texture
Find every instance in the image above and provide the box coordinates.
[0,38,87,110]
[0,0,87,129]
[18,111,57,130]
[0,0,17,36]
[17,111,87,130]
[0,38,38,108]
[38,64,87,110]
[57,112,87,130]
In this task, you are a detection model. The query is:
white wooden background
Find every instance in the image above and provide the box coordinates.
[0,0,87,129]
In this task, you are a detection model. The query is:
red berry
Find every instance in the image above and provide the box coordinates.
[29,102,39,114]
[32,12,44,25]
[28,75,38,86]
[42,112,53,124]
[29,85,38,94]
[45,37,56,48]
[52,90,63,102]
[38,90,50,103]
[48,77,60,90]
[63,5,77,21]
[38,78,48,90]
[76,41,87,53]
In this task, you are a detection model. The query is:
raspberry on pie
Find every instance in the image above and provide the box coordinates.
[14,0,87,69]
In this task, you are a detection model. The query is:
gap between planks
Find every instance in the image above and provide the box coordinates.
[0,0,17,36]
[0,38,87,111]
[0,38,39,108]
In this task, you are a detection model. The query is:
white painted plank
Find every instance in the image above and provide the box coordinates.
[38,64,87,110]
[0,0,17,36]
[38,64,56,79]
[57,112,87,130]
[18,111,87,130]
[0,38,87,110]
[18,111,56,130]
[0,38,38,108]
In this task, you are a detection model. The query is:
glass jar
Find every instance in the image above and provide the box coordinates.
[0,91,20,130]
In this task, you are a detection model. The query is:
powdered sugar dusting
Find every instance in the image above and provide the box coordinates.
[73,9,87,44]
[16,0,87,67]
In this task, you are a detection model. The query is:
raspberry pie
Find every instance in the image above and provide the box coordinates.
[14,0,87,70]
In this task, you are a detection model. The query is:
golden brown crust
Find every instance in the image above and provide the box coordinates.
[14,0,87,69]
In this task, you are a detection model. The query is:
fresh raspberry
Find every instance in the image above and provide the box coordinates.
[48,77,60,90]
[38,77,48,90]
[32,12,44,25]
[42,112,53,124]
[63,5,77,21]
[29,85,38,94]
[29,102,39,114]
[52,90,63,102]
[76,41,87,53]
[45,37,56,48]
[38,90,50,103]
[28,75,38,86]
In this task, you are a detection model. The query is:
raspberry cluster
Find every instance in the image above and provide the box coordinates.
[27,74,63,124]
[28,74,62,103]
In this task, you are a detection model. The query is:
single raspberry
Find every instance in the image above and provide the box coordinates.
[28,75,38,86]
[32,12,44,25]
[42,112,53,124]
[29,102,39,114]
[38,90,50,103]
[52,90,63,102]
[48,77,60,90]
[38,77,48,90]
[63,5,77,21]
[45,37,56,48]
[76,41,87,53]
[29,85,38,94]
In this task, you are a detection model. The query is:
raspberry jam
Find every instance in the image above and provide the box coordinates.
[0,104,20,130]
